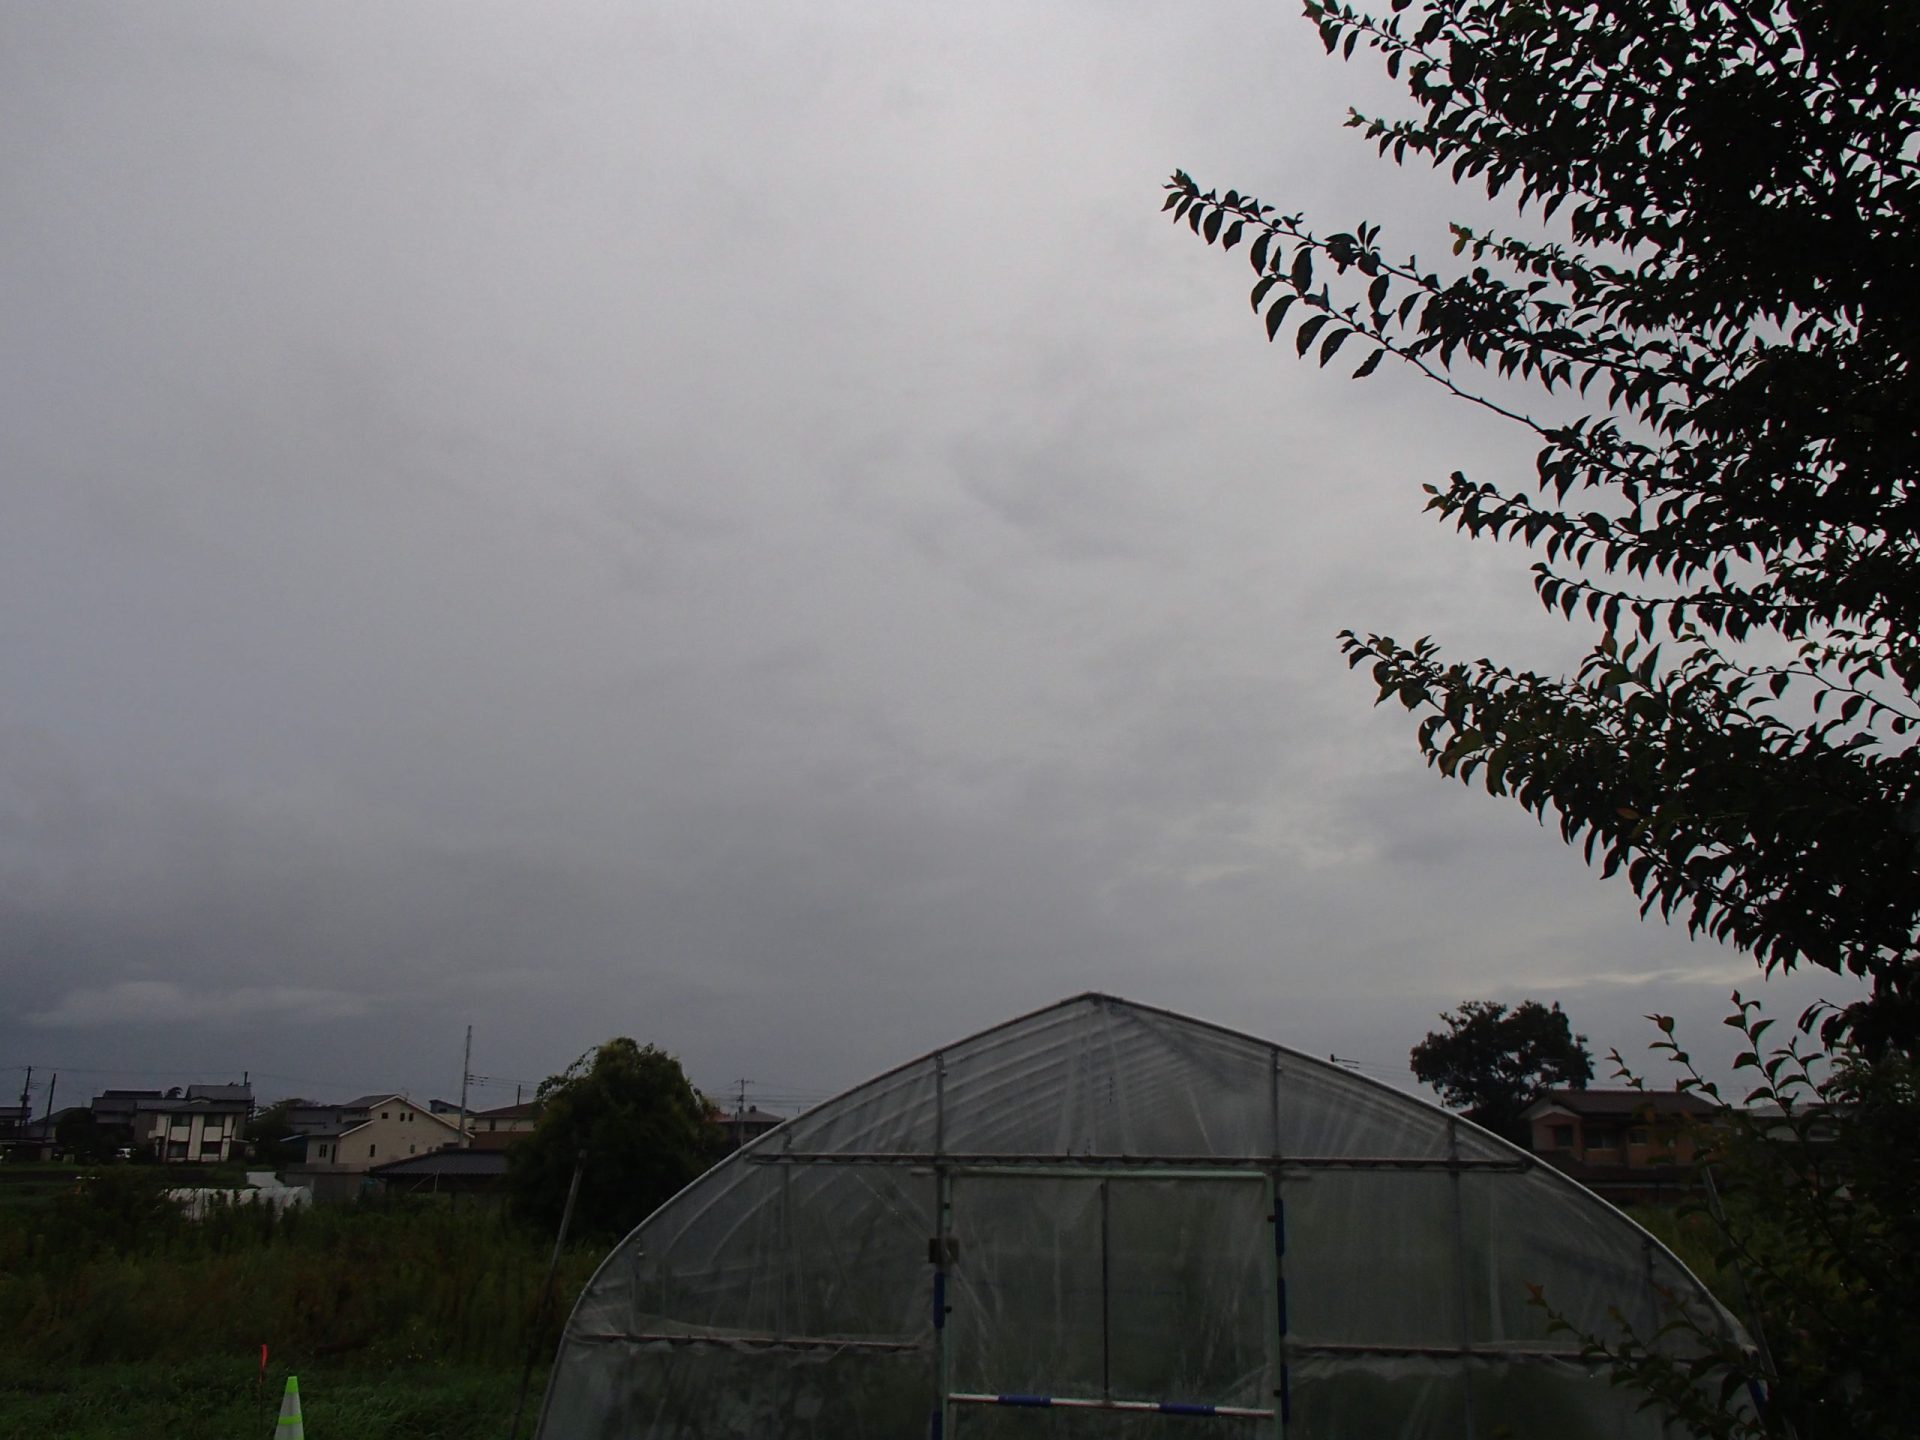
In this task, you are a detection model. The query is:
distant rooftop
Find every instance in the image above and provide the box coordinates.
[369,1150,508,1179]
[1526,1088,1718,1118]
[475,1099,542,1120]
[342,1093,404,1111]
[186,1083,253,1103]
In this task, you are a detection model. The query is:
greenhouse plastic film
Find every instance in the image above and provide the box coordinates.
[537,993,1745,1439]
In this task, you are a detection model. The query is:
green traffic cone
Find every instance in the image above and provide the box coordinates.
[275,1375,304,1439]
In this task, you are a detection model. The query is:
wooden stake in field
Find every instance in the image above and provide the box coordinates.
[275,1375,304,1439]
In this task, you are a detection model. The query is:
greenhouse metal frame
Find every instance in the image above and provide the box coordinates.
[536,993,1742,1439]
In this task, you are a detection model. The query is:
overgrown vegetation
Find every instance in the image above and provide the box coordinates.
[0,1171,597,1369]
[1408,997,1593,1141]
[1549,1001,1920,1440]
[509,1036,723,1241]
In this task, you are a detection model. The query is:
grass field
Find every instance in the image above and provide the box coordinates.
[0,1357,545,1440]
[0,1169,598,1438]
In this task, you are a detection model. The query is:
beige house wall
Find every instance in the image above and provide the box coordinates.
[308,1099,467,1172]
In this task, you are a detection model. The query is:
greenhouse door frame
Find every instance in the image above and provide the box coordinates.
[931,1162,1284,1440]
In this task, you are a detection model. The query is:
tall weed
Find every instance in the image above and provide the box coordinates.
[0,1176,598,1368]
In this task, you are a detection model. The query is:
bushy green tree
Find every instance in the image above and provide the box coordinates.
[245,1098,308,1169]
[54,1109,123,1164]
[507,1039,719,1241]
[1409,998,1593,1139]
[1166,0,1920,1052]
[1545,1001,1920,1440]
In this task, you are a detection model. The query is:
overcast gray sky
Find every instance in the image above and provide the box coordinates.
[0,2,1854,1115]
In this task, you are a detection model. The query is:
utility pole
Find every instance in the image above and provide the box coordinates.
[18,1066,30,1122]
[458,1025,472,1144]
[44,1073,56,1127]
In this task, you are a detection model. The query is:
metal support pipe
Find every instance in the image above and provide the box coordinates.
[508,1150,585,1440]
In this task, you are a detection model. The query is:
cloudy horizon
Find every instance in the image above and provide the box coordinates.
[1,2,1858,1120]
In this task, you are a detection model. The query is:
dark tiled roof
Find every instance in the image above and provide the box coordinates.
[369,1150,508,1179]
[186,1084,252,1102]
[133,1095,249,1114]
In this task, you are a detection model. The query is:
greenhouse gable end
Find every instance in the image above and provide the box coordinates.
[536,993,1742,1439]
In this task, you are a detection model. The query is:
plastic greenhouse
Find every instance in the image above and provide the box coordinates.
[535,994,1742,1439]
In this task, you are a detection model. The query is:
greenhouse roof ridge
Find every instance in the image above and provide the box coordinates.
[787,988,1494,1144]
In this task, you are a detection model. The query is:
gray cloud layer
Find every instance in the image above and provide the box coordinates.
[0,3,1854,1113]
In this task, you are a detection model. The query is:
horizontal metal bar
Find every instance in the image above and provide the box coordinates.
[956,1164,1263,1181]
[573,1331,924,1354]
[1288,1342,1591,1362]
[949,1393,1275,1420]
[747,1151,1530,1173]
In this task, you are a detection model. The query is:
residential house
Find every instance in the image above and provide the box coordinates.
[284,1094,389,1136]
[87,1083,253,1163]
[89,1089,163,1130]
[0,1103,50,1160]
[465,1099,542,1152]
[473,1098,540,1133]
[1523,1088,1719,1203]
[290,1094,469,1201]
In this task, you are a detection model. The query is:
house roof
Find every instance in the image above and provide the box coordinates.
[475,1099,542,1120]
[132,1094,249,1114]
[369,1149,508,1179]
[342,1093,404,1111]
[186,1083,252,1103]
[1524,1088,1718,1120]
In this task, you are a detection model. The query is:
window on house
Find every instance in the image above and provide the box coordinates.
[1629,1127,1649,1146]
[318,1144,329,1160]
[408,1144,416,1154]
[1550,1124,1574,1148]
[369,1143,377,1158]
[381,1111,390,1120]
